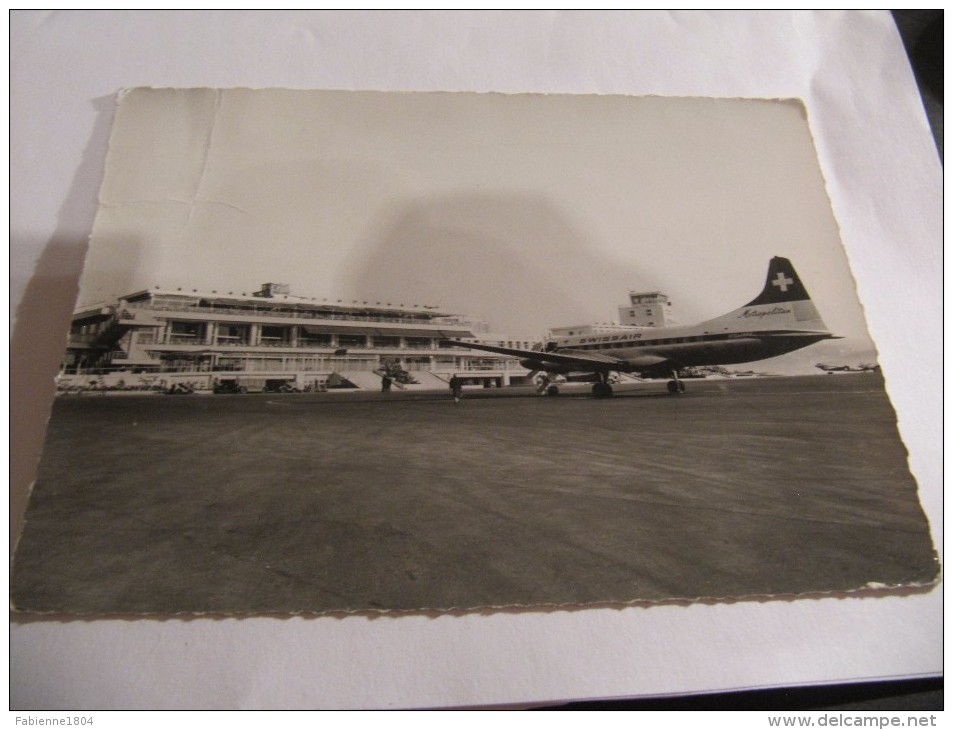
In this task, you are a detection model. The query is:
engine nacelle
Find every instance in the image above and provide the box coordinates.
[521,359,572,374]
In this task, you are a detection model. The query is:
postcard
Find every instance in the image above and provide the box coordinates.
[11,89,938,614]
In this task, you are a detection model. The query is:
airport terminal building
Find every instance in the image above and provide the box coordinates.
[61,282,534,393]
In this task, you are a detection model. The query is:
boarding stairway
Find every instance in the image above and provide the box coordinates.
[398,370,452,390]
[336,371,386,391]
[337,369,454,392]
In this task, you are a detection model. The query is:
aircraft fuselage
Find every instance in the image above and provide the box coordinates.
[444,257,837,395]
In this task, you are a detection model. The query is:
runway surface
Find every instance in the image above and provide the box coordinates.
[12,374,939,614]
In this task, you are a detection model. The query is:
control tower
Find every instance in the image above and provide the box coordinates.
[618,291,674,327]
[549,290,676,339]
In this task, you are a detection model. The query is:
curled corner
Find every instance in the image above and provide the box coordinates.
[784,96,809,121]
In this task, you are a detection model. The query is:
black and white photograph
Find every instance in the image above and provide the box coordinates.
[11,88,938,616]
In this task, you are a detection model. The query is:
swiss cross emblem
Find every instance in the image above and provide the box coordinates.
[772,272,794,292]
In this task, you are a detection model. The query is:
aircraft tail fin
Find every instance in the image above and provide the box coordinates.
[704,256,831,334]
[744,257,812,306]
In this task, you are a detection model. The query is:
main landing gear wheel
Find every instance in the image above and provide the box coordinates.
[666,379,685,394]
[546,385,560,397]
[592,382,614,398]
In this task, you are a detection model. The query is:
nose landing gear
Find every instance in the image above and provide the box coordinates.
[667,370,686,394]
[591,373,614,398]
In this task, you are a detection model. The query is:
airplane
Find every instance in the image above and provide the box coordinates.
[441,257,837,397]
[815,362,881,374]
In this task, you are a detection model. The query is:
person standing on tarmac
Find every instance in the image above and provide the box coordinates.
[449,375,463,403]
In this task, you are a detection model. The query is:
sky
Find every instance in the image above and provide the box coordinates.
[81,89,875,371]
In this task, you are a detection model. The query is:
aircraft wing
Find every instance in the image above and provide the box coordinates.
[440,339,670,372]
